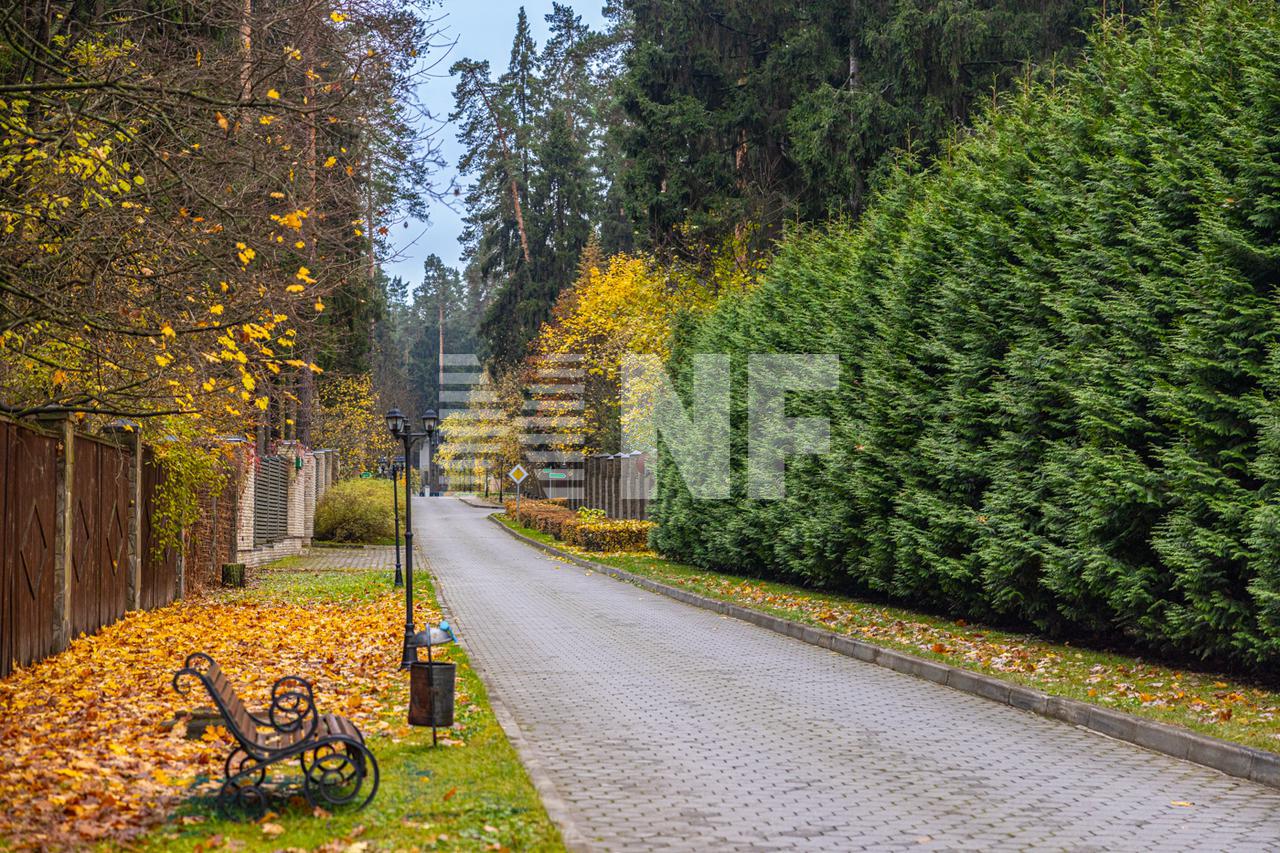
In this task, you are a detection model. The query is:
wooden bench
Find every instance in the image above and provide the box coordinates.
[172,652,379,814]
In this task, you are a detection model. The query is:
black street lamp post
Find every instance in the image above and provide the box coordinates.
[391,461,403,588]
[425,431,437,496]
[385,408,438,670]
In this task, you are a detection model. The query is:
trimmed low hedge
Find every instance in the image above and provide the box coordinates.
[505,499,580,540]
[505,499,656,552]
[568,520,655,552]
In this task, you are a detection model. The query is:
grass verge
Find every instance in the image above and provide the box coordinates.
[496,513,1280,756]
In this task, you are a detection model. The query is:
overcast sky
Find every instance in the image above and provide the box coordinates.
[380,1,610,288]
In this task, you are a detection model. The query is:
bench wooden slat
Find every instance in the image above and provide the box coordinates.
[184,659,365,754]
[205,663,262,747]
[321,714,363,743]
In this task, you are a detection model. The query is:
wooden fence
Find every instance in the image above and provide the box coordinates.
[0,416,179,678]
[140,447,180,610]
[0,419,58,679]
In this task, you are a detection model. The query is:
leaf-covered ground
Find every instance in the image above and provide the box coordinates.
[498,515,1280,755]
[0,552,561,851]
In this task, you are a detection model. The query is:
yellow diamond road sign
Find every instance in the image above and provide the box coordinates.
[508,464,528,484]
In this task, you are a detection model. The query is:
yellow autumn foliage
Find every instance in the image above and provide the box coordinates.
[0,576,439,848]
[436,370,524,493]
[531,240,761,454]
[313,373,394,472]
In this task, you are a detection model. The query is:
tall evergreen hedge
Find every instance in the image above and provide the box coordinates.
[652,0,1280,668]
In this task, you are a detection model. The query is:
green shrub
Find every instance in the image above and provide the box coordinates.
[314,478,397,544]
[654,0,1280,667]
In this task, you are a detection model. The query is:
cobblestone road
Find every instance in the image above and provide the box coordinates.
[414,497,1280,852]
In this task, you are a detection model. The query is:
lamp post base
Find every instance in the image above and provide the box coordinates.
[399,627,418,670]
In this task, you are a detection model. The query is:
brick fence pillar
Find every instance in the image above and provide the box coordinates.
[235,448,256,562]
[303,452,316,542]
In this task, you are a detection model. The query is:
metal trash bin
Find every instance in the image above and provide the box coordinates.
[408,661,455,728]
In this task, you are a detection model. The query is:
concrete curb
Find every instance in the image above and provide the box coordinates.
[488,513,1280,792]
[456,495,504,510]
[419,543,598,853]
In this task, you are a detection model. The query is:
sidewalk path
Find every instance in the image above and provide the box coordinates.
[414,497,1280,852]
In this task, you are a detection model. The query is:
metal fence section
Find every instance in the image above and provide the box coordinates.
[253,455,289,546]
[580,452,653,519]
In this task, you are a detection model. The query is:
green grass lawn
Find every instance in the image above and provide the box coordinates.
[142,561,563,852]
[496,514,1280,756]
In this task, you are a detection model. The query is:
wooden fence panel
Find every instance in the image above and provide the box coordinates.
[139,447,178,609]
[70,437,99,637]
[581,454,652,521]
[607,458,619,519]
[70,437,130,637]
[1,421,9,676]
[3,422,59,677]
[1,421,10,677]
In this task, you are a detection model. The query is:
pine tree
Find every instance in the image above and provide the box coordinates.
[455,6,619,366]
[615,0,1129,253]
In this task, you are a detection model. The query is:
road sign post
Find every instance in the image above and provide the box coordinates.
[508,464,528,518]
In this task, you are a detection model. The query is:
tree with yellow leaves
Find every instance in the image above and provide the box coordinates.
[530,237,761,454]
[0,1,448,551]
[0,0,445,446]
[313,373,396,474]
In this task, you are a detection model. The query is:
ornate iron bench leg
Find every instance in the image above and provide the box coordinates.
[300,740,379,811]
[225,747,265,787]
[219,759,271,817]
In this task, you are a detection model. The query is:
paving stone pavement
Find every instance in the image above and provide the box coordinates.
[414,497,1280,852]
[279,546,398,571]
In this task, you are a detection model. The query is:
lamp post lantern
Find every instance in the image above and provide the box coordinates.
[386,408,438,670]
[422,410,438,496]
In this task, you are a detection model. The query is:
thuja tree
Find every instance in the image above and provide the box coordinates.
[653,0,1280,668]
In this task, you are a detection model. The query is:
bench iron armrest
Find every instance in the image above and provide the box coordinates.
[260,675,319,738]
[172,652,217,696]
